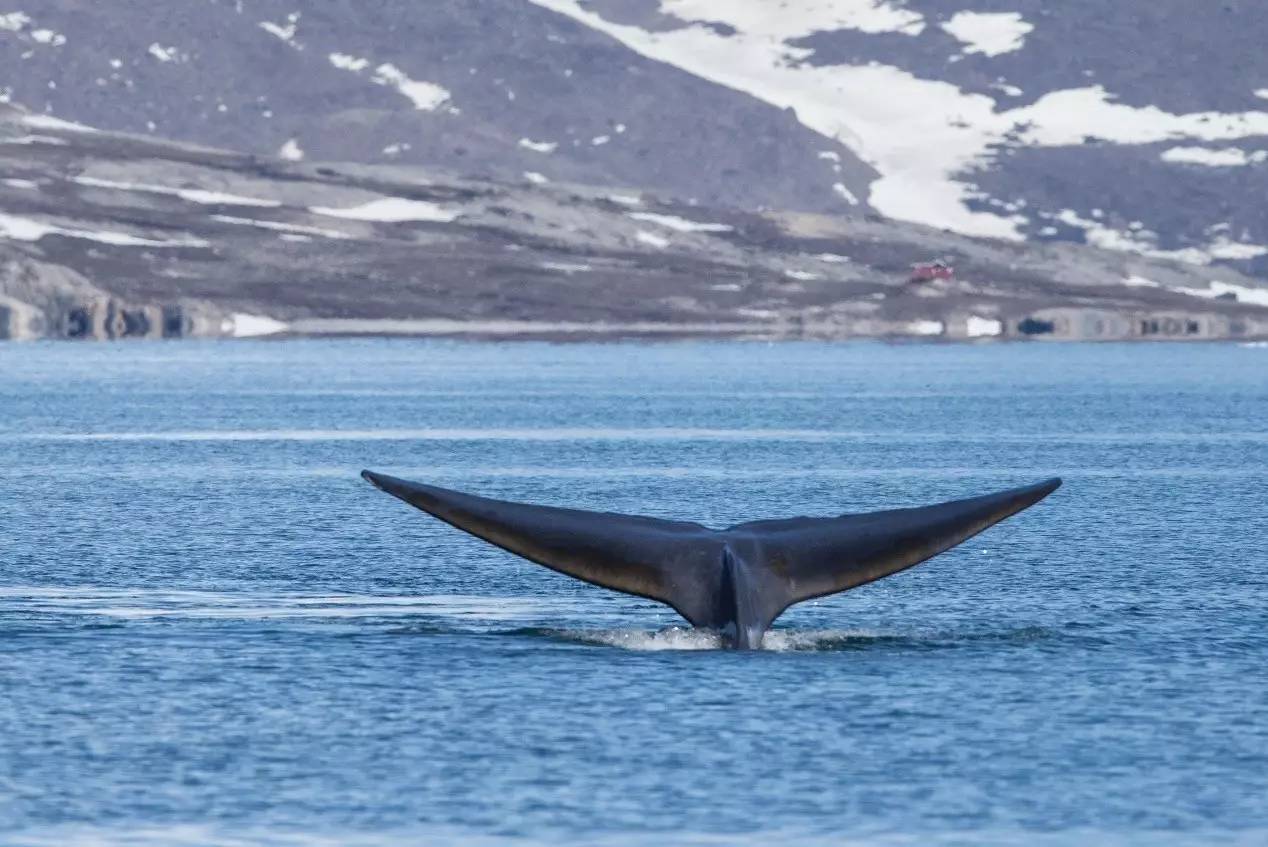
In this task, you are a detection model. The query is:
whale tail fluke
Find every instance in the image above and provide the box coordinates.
[361,470,1060,640]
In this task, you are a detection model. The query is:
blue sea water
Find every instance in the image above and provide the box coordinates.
[0,339,1266,847]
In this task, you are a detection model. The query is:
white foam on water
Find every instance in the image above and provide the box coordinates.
[564,626,722,651]
[558,627,882,652]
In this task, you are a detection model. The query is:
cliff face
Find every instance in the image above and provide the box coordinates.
[3,105,1267,342]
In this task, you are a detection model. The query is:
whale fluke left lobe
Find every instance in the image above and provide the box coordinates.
[360,470,724,626]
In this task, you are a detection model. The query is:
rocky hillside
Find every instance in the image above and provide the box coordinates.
[3,104,1267,342]
[2,0,1266,279]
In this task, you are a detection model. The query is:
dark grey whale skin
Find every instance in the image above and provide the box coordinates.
[362,471,1061,649]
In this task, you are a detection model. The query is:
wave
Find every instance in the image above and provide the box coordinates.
[0,586,573,622]
[8,426,1267,444]
[508,626,1051,652]
[9,823,1263,847]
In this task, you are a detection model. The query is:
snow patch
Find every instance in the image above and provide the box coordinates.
[816,252,850,263]
[1161,146,1266,167]
[1016,86,1268,148]
[661,0,925,38]
[0,211,206,247]
[941,12,1033,57]
[372,63,450,110]
[258,12,300,45]
[540,261,593,273]
[2,178,38,190]
[1206,239,1268,261]
[278,138,304,161]
[523,171,549,184]
[382,142,411,156]
[627,211,732,233]
[329,53,369,72]
[966,315,1002,337]
[22,114,96,133]
[225,313,289,338]
[327,54,449,110]
[607,193,641,206]
[30,28,65,47]
[591,134,610,145]
[908,320,944,336]
[0,12,31,31]
[147,43,184,63]
[784,269,819,281]
[832,182,860,205]
[1059,210,1267,265]
[73,176,280,208]
[1256,89,1268,101]
[1174,281,1268,307]
[636,230,670,249]
[0,14,64,46]
[528,1,1268,240]
[311,198,459,223]
[519,138,558,154]
[211,215,349,240]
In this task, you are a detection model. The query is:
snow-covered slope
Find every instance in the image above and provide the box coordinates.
[2,0,1266,275]
[0,0,874,215]
[536,0,1268,273]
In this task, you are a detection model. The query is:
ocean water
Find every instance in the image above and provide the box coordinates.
[0,339,1265,846]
